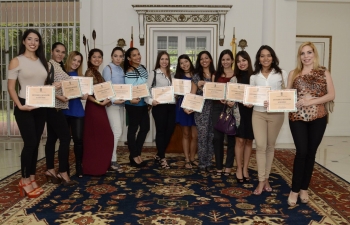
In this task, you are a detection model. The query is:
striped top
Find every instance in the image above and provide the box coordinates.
[124,65,148,106]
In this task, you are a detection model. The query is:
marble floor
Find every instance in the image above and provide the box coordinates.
[0,136,349,182]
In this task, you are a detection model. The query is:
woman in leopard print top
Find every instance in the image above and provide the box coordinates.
[286,42,335,206]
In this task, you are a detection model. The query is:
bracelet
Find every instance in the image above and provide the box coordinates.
[94,100,101,105]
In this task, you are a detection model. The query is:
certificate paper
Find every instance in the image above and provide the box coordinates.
[151,86,175,104]
[112,84,132,100]
[72,76,93,95]
[93,81,116,101]
[172,78,191,95]
[61,80,82,99]
[203,82,226,100]
[267,89,297,112]
[243,86,271,106]
[25,86,55,107]
[226,83,249,102]
[132,83,150,98]
[181,93,205,113]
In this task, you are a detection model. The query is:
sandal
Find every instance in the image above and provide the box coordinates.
[299,190,309,204]
[235,173,244,183]
[190,160,199,167]
[223,168,231,176]
[205,166,214,173]
[185,161,193,169]
[288,191,298,206]
[159,158,170,169]
[216,170,223,176]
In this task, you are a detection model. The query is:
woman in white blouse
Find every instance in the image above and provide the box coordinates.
[250,45,287,195]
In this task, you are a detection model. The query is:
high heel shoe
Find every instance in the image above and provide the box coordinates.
[130,158,146,168]
[57,173,78,187]
[18,180,42,198]
[159,158,170,169]
[30,180,44,194]
[45,170,61,184]
[288,191,298,206]
[299,190,309,204]
[235,173,244,183]
[75,161,83,178]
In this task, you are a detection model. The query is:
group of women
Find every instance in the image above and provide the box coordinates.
[9,29,335,207]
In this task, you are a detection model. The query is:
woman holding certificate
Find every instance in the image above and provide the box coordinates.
[83,49,114,175]
[63,51,87,178]
[287,42,335,206]
[187,51,215,173]
[45,42,77,186]
[250,45,287,195]
[212,50,236,176]
[102,47,125,171]
[230,51,254,182]
[124,47,149,168]
[145,51,175,169]
[8,29,47,197]
[174,55,198,169]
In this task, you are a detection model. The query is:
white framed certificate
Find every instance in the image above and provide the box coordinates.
[72,76,93,95]
[267,89,297,112]
[172,78,191,95]
[181,93,205,113]
[151,86,175,104]
[25,86,55,107]
[203,82,226,100]
[226,83,249,102]
[243,86,271,106]
[132,83,150,98]
[112,84,132,100]
[61,79,82,99]
[93,81,116,101]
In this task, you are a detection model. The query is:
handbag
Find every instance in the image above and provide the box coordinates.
[214,105,237,135]
[325,100,334,113]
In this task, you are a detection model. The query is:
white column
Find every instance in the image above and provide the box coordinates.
[90,0,103,50]
[262,0,276,48]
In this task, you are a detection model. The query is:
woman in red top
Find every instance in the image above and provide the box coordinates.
[211,49,236,176]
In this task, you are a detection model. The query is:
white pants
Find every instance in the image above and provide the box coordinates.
[106,105,125,162]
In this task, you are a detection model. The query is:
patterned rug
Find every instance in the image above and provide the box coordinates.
[0,147,349,225]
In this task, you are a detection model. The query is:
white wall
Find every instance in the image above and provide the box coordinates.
[80,0,301,143]
[297,2,350,136]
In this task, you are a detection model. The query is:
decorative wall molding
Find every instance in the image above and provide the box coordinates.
[132,5,232,46]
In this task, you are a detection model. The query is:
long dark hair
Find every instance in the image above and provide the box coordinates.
[234,51,253,83]
[174,54,195,79]
[154,51,171,81]
[51,42,66,72]
[123,47,139,74]
[253,45,282,75]
[215,49,234,82]
[194,51,215,80]
[87,48,104,83]
[19,29,48,71]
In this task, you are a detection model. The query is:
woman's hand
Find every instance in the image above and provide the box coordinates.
[81,93,88,100]
[220,100,227,104]
[52,82,61,90]
[198,80,206,88]
[113,99,125,104]
[244,104,253,108]
[152,100,160,106]
[56,95,69,102]
[130,98,141,104]
[227,101,235,108]
[100,98,111,106]
[184,108,194,114]
[18,105,38,111]
[263,100,269,108]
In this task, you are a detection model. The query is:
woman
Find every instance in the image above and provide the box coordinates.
[185,51,215,173]
[174,54,198,169]
[63,51,87,178]
[102,47,125,171]
[8,29,47,197]
[44,42,77,186]
[212,49,236,176]
[250,45,287,195]
[124,47,149,168]
[287,42,335,206]
[230,51,254,182]
[82,49,114,175]
[145,51,176,169]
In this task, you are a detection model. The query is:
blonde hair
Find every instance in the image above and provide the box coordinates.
[292,42,321,81]
[65,51,84,76]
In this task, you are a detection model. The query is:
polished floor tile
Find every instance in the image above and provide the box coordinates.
[0,136,349,182]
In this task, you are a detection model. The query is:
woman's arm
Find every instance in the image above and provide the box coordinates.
[287,70,294,89]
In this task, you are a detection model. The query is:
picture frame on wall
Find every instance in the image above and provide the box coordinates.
[296,35,332,72]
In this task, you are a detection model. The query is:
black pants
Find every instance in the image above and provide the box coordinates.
[212,104,235,170]
[45,108,71,172]
[289,116,327,192]
[152,104,176,159]
[65,115,84,168]
[125,104,150,158]
[14,98,46,178]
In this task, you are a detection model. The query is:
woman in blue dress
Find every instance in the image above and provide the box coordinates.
[174,54,198,169]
